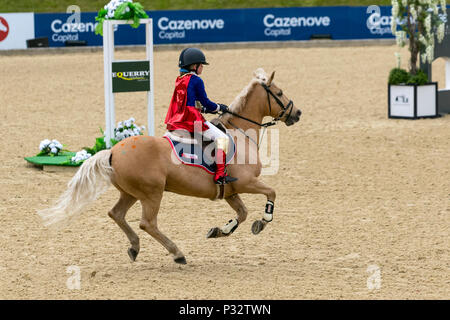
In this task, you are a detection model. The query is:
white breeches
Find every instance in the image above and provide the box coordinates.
[203,121,229,153]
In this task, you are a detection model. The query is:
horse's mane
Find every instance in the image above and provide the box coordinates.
[228,68,268,114]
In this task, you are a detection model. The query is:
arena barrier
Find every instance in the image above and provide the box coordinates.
[0,5,409,50]
[2,5,450,50]
[32,6,396,48]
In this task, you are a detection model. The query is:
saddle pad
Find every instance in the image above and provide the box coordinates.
[163,133,236,175]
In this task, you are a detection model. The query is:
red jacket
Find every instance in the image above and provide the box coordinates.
[165,74,209,132]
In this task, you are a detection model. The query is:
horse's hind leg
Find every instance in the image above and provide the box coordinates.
[206,194,248,238]
[108,192,140,261]
[139,193,186,264]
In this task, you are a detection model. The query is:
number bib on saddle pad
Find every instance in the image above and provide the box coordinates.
[163,132,236,175]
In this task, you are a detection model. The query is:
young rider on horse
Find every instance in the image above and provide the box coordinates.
[164,48,238,185]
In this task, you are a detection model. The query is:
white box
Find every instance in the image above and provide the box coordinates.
[389,83,438,119]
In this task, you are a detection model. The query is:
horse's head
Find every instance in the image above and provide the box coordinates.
[226,69,301,128]
[259,70,301,126]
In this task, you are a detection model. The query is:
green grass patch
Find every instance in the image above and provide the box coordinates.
[24,151,80,167]
[1,0,392,13]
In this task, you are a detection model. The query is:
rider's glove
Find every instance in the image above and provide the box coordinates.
[218,104,229,113]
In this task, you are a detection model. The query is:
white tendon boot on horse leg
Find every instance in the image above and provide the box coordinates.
[206,218,239,238]
[252,200,274,235]
[206,194,248,239]
[231,177,276,235]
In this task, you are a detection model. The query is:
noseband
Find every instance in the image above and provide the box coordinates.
[223,82,294,128]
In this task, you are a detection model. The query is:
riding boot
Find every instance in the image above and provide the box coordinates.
[214,149,238,185]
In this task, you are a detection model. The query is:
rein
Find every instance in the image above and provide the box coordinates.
[223,109,277,128]
[222,82,293,128]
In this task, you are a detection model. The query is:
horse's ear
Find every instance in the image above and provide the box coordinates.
[267,71,275,86]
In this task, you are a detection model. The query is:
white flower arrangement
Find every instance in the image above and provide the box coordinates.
[391,0,447,73]
[108,117,145,143]
[104,0,132,19]
[71,150,92,163]
[95,0,148,36]
[39,139,64,156]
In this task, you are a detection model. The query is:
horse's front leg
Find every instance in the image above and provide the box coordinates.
[234,178,276,235]
[206,194,248,238]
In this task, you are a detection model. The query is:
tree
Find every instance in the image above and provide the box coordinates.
[391,0,447,75]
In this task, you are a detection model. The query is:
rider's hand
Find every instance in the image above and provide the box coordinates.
[218,104,229,113]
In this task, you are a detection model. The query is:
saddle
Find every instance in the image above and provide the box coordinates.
[163,119,236,175]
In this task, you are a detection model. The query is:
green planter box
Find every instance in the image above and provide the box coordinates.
[24,151,81,167]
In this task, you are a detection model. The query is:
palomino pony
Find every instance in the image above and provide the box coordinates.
[38,68,301,264]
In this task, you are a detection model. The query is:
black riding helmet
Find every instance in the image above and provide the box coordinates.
[178,48,209,69]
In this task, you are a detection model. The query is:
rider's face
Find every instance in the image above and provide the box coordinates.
[197,64,203,75]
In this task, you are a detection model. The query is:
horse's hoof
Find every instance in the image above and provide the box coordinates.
[128,248,139,262]
[206,227,221,238]
[251,220,266,235]
[174,256,187,264]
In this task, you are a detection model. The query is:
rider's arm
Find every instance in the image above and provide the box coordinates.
[191,76,220,113]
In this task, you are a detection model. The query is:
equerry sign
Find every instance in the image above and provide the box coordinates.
[112,61,150,93]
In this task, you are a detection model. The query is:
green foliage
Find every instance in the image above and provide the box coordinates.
[94,8,107,35]
[115,2,149,28]
[95,2,149,35]
[406,69,429,86]
[391,0,448,73]
[388,68,410,85]
[83,136,106,155]
[83,128,119,155]
[83,128,106,154]
[111,138,119,146]
[388,67,429,85]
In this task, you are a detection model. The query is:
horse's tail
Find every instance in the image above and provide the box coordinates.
[38,149,113,227]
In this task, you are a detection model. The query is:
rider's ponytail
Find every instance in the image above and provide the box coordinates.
[179,64,199,76]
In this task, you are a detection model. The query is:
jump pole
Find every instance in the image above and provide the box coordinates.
[103,19,155,148]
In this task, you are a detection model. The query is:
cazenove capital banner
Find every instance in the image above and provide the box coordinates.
[31,6,398,48]
[2,6,432,50]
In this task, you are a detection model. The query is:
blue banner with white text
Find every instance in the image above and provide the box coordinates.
[33,6,399,47]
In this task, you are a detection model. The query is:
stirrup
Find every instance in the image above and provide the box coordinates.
[214,175,238,185]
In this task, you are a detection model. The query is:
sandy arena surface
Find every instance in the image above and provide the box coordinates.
[0,44,449,300]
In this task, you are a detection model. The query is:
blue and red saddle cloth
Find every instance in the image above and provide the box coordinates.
[163,131,236,175]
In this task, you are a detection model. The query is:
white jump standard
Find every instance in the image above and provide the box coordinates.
[103,19,155,148]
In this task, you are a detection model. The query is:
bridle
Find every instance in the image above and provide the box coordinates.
[261,82,295,125]
[221,82,295,149]
[222,82,294,128]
